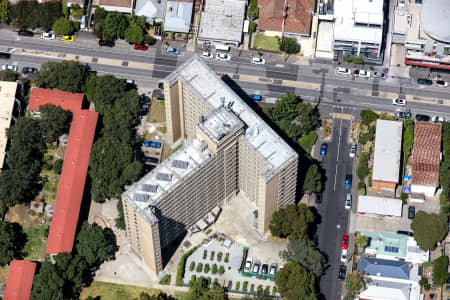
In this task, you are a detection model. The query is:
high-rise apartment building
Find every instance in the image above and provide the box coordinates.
[122,57,298,274]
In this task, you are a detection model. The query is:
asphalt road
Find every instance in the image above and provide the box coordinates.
[317,114,353,300]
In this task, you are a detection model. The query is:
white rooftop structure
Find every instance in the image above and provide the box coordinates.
[315,21,334,59]
[198,107,242,144]
[197,0,246,45]
[0,82,18,169]
[372,120,403,183]
[358,196,403,217]
[421,0,450,43]
[359,279,420,300]
[134,0,166,23]
[163,0,193,33]
[406,237,429,264]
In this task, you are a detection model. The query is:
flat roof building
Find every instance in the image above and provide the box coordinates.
[4,260,36,300]
[163,0,193,33]
[122,56,299,274]
[358,196,403,217]
[0,81,20,170]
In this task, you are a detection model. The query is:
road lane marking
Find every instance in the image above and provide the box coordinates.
[333,109,344,191]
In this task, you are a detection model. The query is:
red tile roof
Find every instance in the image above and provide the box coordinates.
[257,0,315,35]
[411,123,442,186]
[99,0,132,8]
[29,88,84,113]
[46,110,98,254]
[4,260,36,300]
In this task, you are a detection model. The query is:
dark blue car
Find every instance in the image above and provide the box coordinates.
[345,175,352,189]
[249,94,262,101]
[320,143,327,156]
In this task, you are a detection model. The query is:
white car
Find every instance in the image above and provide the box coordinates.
[215,53,231,61]
[201,51,213,59]
[1,64,18,72]
[355,69,371,78]
[243,257,253,273]
[345,193,352,210]
[341,249,348,263]
[336,67,351,75]
[41,32,55,40]
[252,57,265,64]
[393,98,406,106]
[435,80,448,87]
[349,143,357,158]
[432,116,447,123]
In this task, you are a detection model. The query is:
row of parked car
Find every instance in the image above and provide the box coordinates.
[243,258,278,277]
[335,67,386,79]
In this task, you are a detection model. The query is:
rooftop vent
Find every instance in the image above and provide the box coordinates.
[134,193,150,202]
[141,184,158,193]
[156,172,173,181]
[172,160,189,169]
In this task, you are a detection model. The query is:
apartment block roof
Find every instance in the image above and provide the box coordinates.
[46,110,98,254]
[164,0,193,33]
[358,196,403,217]
[411,123,441,187]
[198,107,243,144]
[357,257,411,280]
[257,0,315,35]
[29,88,84,112]
[372,120,403,183]
[4,260,36,300]
[0,81,18,169]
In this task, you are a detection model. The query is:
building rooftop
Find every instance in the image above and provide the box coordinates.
[4,260,36,300]
[359,279,410,300]
[358,196,403,217]
[362,231,408,258]
[393,10,408,35]
[165,56,298,180]
[197,0,246,44]
[357,257,412,280]
[135,0,166,22]
[333,0,383,43]
[411,123,441,187]
[315,21,334,58]
[99,0,132,8]
[29,88,84,112]
[0,81,17,169]
[257,0,315,35]
[421,0,450,43]
[164,0,193,33]
[372,120,403,183]
[198,107,243,144]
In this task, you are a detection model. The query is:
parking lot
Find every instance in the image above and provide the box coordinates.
[349,205,412,233]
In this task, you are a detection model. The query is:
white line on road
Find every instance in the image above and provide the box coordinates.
[333,108,344,191]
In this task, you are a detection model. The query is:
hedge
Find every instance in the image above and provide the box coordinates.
[203,250,207,259]
[243,281,248,291]
[217,252,223,262]
[176,248,196,286]
[218,265,225,275]
[224,253,229,263]
[212,264,218,274]
[204,263,210,273]
[235,281,240,290]
[196,263,203,273]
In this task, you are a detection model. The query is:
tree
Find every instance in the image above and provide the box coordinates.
[33,61,89,93]
[0,0,8,23]
[102,12,128,40]
[403,120,415,160]
[280,37,299,54]
[75,222,113,268]
[345,273,366,298]
[360,110,378,125]
[39,104,72,143]
[355,235,369,249]
[53,159,64,174]
[280,239,327,276]
[31,259,65,300]
[125,15,146,45]
[411,212,448,250]
[186,277,226,300]
[52,17,74,35]
[274,262,317,300]
[0,221,26,266]
[144,35,156,45]
[70,4,84,19]
[432,255,449,285]
[39,2,62,32]
[0,70,18,82]
[302,164,322,194]
[293,102,320,135]
[115,198,126,230]
[9,1,40,29]
[269,204,315,240]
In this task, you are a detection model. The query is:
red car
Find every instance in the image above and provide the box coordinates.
[341,234,349,249]
[134,44,148,51]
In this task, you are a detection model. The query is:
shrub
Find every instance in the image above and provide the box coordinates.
[176,248,196,286]
[159,275,171,285]
[203,250,207,259]
[217,252,223,262]
[243,281,248,291]
[53,159,64,174]
[210,251,215,260]
[356,153,370,181]
[250,284,255,292]
[218,265,225,275]
[264,286,270,294]
[272,286,278,295]
[224,253,229,263]
[196,263,203,273]
[191,275,196,282]
[257,285,263,293]
[235,281,240,290]
[249,20,256,33]
[213,278,218,286]
[204,263,210,273]
[189,261,195,271]
[345,56,364,64]
[360,110,378,125]
[212,264,218,274]
[358,182,366,195]
[206,277,211,287]
[400,192,408,204]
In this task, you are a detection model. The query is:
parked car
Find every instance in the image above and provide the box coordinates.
[408,206,415,219]
[144,141,162,148]
[134,44,148,51]
[166,47,180,55]
[61,35,74,42]
[18,30,33,37]
[340,249,348,263]
[252,57,265,64]
[244,257,253,273]
[338,265,346,280]
[125,79,135,84]
[99,40,115,47]
[341,234,349,249]
[395,110,411,119]
[432,116,447,123]
[144,156,159,164]
[345,175,352,189]
[373,71,386,78]
[315,193,322,204]
[201,51,213,59]
[1,64,18,72]
[392,98,406,106]
[397,230,414,237]
[269,264,277,276]
[336,67,351,75]
[345,193,352,210]
[320,143,328,157]
[249,94,262,101]
[354,69,370,78]
[417,78,433,85]
[261,264,269,275]
[435,80,448,87]
[349,143,357,158]
[415,114,430,122]
[215,53,231,61]
[80,15,87,29]
[22,67,38,74]
[41,32,55,40]
[252,261,261,274]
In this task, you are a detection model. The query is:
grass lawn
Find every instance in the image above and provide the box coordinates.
[149,100,166,123]
[24,225,49,261]
[254,35,280,52]
[79,281,162,300]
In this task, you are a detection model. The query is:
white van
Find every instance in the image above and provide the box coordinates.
[80,15,87,29]
[215,44,230,51]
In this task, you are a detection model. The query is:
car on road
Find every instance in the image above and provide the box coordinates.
[320,143,328,156]
[248,94,262,101]
[22,67,38,74]
[166,47,180,55]
[392,98,406,106]
[345,175,352,189]
[315,193,322,204]
[125,79,135,84]
[201,51,213,59]
[349,143,357,158]
[341,234,349,249]
[432,115,447,123]
[435,80,448,87]
[41,32,55,40]
[134,44,148,51]
[338,265,346,280]
[61,35,74,42]
[373,71,386,78]
[261,264,269,275]
[252,261,261,274]
[244,257,253,273]
[1,64,18,72]
[397,230,414,237]
[417,78,433,85]
[99,40,115,47]
[252,57,265,64]
[345,193,352,210]
[415,114,430,122]
[408,206,415,219]
[336,67,351,75]
[144,157,159,164]
[18,30,34,37]
[144,141,161,148]
[340,249,348,263]
[395,110,411,119]
[215,53,231,61]
[354,69,370,78]
[269,264,277,276]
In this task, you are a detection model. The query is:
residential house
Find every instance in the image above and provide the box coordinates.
[163,0,193,33]
[358,196,403,217]
[135,0,167,23]
[96,0,133,13]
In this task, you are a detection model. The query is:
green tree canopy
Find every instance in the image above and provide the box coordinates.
[70,4,84,19]
[186,277,225,300]
[345,273,366,298]
[0,221,26,266]
[125,15,146,45]
[31,259,65,300]
[0,70,18,82]
[52,17,74,35]
[102,11,128,40]
[39,2,62,32]
[33,61,89,93]
[75,222,113,268]
[53,159,64,174]
[280,37,300,54]
[360,110,378,125]
[280,238,327,276]
[355,235,369,249]
[432,255,449,285]
[0,0,8,23]
[39,104,72,143]
[411,212,448,250]
[274,261,317,300]
[303,164,323,194]
[269,204,315,240]
[9,1,40,29]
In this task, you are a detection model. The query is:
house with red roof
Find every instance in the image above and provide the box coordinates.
[4,260,36,300]
[411,123,442,198]
[28,88,84,117]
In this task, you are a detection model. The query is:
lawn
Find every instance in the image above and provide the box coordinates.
[80,281,162,300]
[254,34,280,52]
[24,225,49,261]
[149,100,166,123]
